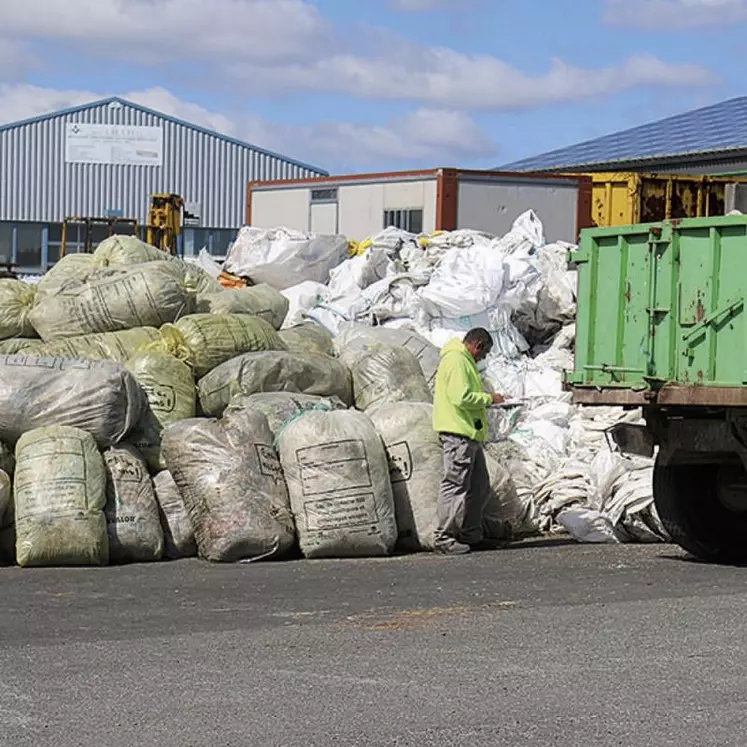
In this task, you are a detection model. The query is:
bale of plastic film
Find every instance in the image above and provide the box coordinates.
[124,350,197,471]
[225,391,348,437]
[28,260,194,341]
[156,313,286,379]
[103,444,164,564]
[277,409,397,559]
[0,279,38,340]
[162,409,296,563]
[33,327,161,363]
[152,470,197,559]
[93,235,169,266]
[14,425,108,567]
[340,343,432,414]
[198,350,352,418]
[369,402,441,552]
[0,355,147,448]
[199,284,289,330]
[278,322,335,357]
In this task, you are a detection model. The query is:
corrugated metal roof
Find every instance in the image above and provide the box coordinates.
[500,96,747,172]
[0,96,326,174]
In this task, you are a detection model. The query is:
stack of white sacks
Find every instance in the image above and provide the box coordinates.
[250,213,668,545]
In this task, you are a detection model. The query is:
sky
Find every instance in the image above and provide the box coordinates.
[0,0,744,174]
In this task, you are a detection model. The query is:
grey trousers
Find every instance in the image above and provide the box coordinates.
[434,433,491,548]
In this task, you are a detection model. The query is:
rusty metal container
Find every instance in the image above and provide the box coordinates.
[583,172,747,228]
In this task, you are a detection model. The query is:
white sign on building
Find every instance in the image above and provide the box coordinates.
[65,123,164,166]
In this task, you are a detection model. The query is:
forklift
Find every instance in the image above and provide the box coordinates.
[60,193,184,257]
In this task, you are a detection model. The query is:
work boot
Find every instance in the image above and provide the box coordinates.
[434,539,471,555]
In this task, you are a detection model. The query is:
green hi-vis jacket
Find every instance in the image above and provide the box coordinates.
[432,338,492,442]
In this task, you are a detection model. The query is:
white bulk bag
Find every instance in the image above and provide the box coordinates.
[277,409,397,558]
[0,355,147,448]
[368,403,440,552]
[162,409,295,563]
[224,226,349,290]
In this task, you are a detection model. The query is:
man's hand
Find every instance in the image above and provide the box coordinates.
[491,392,505,405]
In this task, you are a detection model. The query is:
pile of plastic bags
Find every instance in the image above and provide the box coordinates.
[267,212,666,545]
[0,216,667,570]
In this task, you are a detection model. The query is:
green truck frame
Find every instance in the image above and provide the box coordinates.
[565,214,747,563]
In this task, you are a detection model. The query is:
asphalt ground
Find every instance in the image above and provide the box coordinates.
[1,539,747,746]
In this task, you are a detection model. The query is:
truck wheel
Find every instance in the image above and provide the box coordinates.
[653,458,747,564]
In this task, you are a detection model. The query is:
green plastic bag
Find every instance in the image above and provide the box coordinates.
[93,235,168,266]
[125,350,197,471]
[278,322,334,357]
[162,410,296,563]
[156,313,286,379]
[0,338,45,355]
[199,284,289,330]
[34,254,97,301]
[29,261,194,341]
[0,279,37,340]
[14,426,108,567]
[198,350,352,417]
[33,327,161,363]
[103,444,164,563]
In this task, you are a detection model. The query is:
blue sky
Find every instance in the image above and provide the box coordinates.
[0,0,743,173]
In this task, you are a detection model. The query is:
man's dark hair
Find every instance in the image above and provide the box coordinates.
[463,327,493,350]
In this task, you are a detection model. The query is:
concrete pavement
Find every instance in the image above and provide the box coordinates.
[1,540,746,746]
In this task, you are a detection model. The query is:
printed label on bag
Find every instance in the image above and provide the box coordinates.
[255,444,284,483]
[74,271,165,333]
[14,435,90,518]
[106,452,147,485]
[304,492,379,531]
[142,383,177,414]
[386,441,413,484]
[295,440,372,496]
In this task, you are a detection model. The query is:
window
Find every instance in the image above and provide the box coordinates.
[209,229,234,257]
[311,188,338,203]
[383,208,423,234]
[183,228,235,258]
[16,223,44,269]
[0,224,11,263]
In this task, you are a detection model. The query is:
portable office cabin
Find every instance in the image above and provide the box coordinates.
[246,168,593,244]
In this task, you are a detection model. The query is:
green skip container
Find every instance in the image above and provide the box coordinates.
[565,214,747,406]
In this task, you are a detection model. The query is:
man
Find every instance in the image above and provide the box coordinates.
[432,327,504,555]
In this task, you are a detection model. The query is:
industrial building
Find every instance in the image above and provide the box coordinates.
[0,97,327,272]
[501,97,747,176]
[246,168,593,244]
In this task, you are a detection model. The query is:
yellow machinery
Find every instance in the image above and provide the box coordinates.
[60,194,184,256]
[145,193,184,254]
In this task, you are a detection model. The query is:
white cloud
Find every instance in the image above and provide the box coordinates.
[229,50,715,110]
[388,0,462,10]
[0,84,498,169]
[605,0,747,28]
[0,0,334,65]
[0,0,716,111]
[245,108,498,166]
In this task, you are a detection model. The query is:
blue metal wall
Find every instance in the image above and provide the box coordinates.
[0,98,326,228]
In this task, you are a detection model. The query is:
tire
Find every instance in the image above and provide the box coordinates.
[654,457,747,564]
